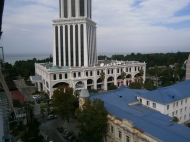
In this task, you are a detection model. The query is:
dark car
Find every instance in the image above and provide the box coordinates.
[57,126,64,133]
[63,131,73,138]
[67,135,76,142]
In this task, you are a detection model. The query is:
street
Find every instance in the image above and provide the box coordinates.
[14,79,79,142]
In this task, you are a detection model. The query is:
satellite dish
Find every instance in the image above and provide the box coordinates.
[100,63,104,67]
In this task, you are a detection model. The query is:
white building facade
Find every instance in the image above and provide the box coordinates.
[137,96,190,124]
[34,61,146,97]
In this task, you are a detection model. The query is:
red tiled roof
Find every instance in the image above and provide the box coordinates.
[11,90,25,104]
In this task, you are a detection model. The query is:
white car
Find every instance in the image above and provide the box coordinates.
[47,115,57,120]
[32,95,41,100]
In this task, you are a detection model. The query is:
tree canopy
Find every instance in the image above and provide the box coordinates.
[76,99,108,142]
[144,78,156,91]
[51,85,77,123]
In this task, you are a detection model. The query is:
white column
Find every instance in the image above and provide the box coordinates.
[53,25,56,66]
[84,0,87,17]
[114,68,117,85]
[68,0,71,18]
[62,27,65,66]
[73,25,76,67]
[92,27,96,65]
[88,25,92,65]
[68,25,71,66]
[61,0,63,18]
[78,24,81,67]
[58,25,61,66]
[104,69,107,90]
[76,0,79,17]
[88,0,90,18]
[83,23,88,67]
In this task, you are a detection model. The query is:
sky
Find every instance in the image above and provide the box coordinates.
[1,0,190,55]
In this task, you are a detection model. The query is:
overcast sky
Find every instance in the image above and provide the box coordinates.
[1,0,190,55]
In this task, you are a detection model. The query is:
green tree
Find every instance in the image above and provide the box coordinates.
[99,71,105,89]
[76,99,108,142]
[172,116,179,122]
[144,78,156,91]
[129,82,142,89]
[51,86,75,123]
[121,71,126,82]
[108,84,118,90]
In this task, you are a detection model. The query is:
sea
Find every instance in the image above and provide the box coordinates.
[3,54,51,65]
[3,52,132,65]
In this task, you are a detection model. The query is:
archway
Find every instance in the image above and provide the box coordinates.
[107,76,114,88]
[75,81,85,89]
[53,82,69,88]
[87,79,94,89]
[97,78,103,90]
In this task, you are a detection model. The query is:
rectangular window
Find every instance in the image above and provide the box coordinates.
[176,110,178,115]
[147,101,149,106]
[185,99,187,103]
[173,103,175,107]
[167,105,169,110]
[180,117,182,120]
[181,108,183,113]
[126,136,130,142]
[176,102,178,106]
[110,126,114,133]
[140,99,142,103]
[185,107,187,111]
[119,131,122,139]
[153,103,156,108]
[64,0,68,18]
[181,100,183,105]
[184,115,186,120]
[71,0,75,17]
[126,68,128,72]
[172,112,174,116]
[80,0,85,16]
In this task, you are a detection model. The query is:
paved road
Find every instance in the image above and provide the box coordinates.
[13,79,80,142]
[40,117,64,142]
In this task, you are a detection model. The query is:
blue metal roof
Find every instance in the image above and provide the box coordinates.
[90,83,190,142]
[137,80,190,104]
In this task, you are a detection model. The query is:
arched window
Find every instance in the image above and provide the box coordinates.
[59,74,62,79]
[86,71,88,76]
[65,73,68,79]
[90,71,92,76]
[53,74,56,80]
[107,70,110,74]
[117,69,119,73]
[78,72,81,77]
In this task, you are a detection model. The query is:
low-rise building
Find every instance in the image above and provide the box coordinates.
[86,80,190,142]
[137,80,190,124]
[32,60,146,97]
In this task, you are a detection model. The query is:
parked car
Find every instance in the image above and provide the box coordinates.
[47,115,57,120]
[57,126,64,133]
[32,95,41,100]
[63,131,73,138]
[67,135,76,142]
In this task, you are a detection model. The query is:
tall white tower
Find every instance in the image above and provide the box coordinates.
[53,0,97,67]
